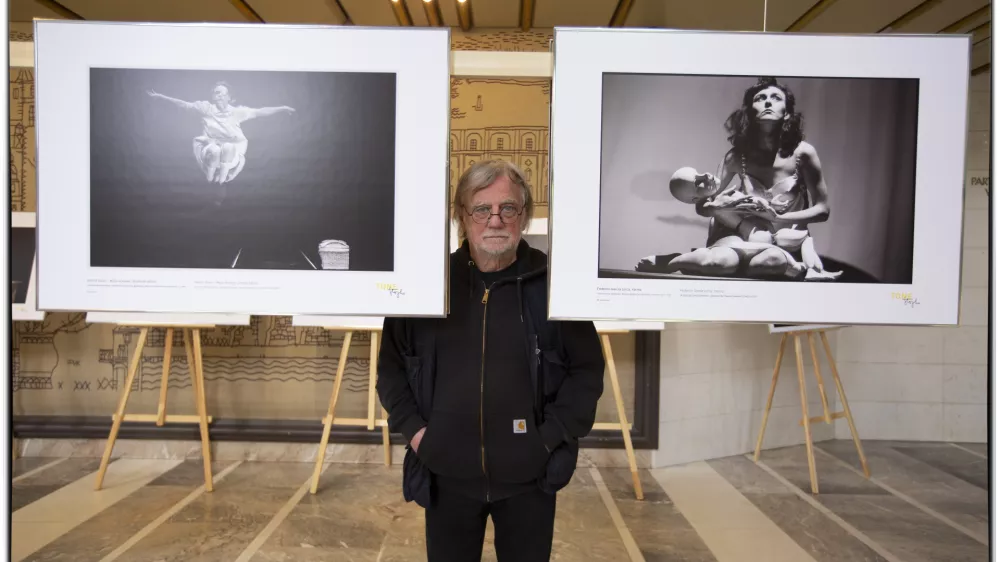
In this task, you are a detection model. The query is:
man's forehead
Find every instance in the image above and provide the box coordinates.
[470,194,518,206]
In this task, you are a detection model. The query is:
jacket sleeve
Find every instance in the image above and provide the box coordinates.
[375,316,426,444]
[538,319,606,451]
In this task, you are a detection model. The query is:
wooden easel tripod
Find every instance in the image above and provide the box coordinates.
[310,326,391,494]
[94,325,214,491]
[753,328,869,494]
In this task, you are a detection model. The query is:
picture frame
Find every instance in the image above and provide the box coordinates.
[12,212,43,321]
[34,20,451,317]
[547,27,970,326]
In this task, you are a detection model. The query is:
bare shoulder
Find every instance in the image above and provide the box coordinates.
[795,141,821,166]
[720,149,739,171]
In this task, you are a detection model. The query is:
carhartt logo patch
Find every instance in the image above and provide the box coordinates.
[513,419,526,434]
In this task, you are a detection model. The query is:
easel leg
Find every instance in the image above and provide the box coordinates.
[311,331,353,495]
[371,331,391,467]
[96,327,148,490]
[807,333,832,423]
[754,334,787,461]
[367,332,378,431]
[600,334,643,501]
[820,332,870,478]
[156,328,174,427]
[188,329,214,492]
[794,335,819,494]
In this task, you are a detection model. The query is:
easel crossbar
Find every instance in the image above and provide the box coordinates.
[112,414,214,424]
[94,325,214,492]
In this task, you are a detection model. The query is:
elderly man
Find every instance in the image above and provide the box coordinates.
[376,160,605,561]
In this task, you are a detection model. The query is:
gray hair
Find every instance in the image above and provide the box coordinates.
[452,160,535,241]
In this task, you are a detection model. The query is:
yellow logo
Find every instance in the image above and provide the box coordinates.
[891,291,920,308]
[513,419,526,434]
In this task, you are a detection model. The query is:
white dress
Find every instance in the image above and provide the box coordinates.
[191,101,254,183]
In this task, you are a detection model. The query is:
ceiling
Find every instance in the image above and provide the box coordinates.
[8,0,992,75]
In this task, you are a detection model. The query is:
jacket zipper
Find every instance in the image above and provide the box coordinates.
[480,281,493,502]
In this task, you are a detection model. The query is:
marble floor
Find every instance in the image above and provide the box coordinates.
[9,439,989,561]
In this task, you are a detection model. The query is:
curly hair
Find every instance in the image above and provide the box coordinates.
[724,77,804,159]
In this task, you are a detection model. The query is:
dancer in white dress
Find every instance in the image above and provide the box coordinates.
[147,82,295,184]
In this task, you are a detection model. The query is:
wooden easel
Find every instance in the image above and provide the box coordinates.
[753,328,870,494]
[310,326,391,494]
[94,324,215,491]
[595,330,644,500]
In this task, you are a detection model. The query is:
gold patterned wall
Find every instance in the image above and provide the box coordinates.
[9,29,636,427]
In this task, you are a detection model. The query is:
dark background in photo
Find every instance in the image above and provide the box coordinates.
[90,67,397,272]
[597,73,919,284]
[12,227,36,304]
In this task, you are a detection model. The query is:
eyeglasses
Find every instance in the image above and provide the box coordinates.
[464,203,522,224]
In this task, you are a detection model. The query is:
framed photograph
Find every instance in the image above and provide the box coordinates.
[12,212,44,321]
[34,21,450,317]
[548,28,969,325]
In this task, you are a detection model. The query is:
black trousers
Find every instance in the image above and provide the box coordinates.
[425,485,556,561]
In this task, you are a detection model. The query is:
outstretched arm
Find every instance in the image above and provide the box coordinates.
[245,106,296,119]
[147,90,197,111]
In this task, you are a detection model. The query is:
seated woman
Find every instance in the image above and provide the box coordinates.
[639,76,841,281]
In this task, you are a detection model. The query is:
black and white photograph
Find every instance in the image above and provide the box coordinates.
[597,73,919,285]
[11,226,36,305]
[89,67,397,272]
[36,22,449,317]
[547,29,967,325]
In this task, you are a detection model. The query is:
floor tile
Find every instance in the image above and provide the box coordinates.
[600,467,717,562]
[650,461,818,562]
[112,462,311,562]
[893,443,988,490]
[818,441,987,540]
[709,455,889,562]
[759,445,988,562]
[12,459,181,562]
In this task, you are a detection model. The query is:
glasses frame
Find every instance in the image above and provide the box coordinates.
[462,203,524,225]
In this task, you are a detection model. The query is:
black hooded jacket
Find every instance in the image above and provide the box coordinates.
[376,239,606,505]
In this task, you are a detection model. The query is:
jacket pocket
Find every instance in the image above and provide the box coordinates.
[402,446,432,508]
[485,412,550,484]
[539,440,579,494]
[415,410,482,479]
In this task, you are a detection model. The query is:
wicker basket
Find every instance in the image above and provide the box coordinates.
[318,240,349,270]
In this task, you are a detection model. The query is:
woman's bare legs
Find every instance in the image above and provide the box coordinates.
[216,143,238,184]
[746,247,807,279]
[664,246,741,276]
[202,143,222,182]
